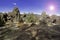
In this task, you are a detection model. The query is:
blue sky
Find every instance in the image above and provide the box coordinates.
[0,0,60,15]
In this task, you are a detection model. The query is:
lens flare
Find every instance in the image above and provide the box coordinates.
[49,5,54,10]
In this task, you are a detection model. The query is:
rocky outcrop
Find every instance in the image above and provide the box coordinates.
[7,7,21,23]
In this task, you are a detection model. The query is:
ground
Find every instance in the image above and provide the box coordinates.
[0,24,60,40]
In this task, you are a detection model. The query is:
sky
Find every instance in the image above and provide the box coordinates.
[0,0,60,15]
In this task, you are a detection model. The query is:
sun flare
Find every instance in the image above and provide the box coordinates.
[49,5,54,11]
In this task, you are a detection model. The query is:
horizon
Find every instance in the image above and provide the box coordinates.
[0,9,60,16]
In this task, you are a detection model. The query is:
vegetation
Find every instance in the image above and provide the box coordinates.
[0,7,60,40]
[24,13,39,23]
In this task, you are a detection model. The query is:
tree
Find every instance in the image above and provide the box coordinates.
[25,13,38,23]
[40,11,49,25]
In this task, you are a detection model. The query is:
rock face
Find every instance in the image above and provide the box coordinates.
[50,15,60,25]
[12,7,20,22]
[7,7,21,23]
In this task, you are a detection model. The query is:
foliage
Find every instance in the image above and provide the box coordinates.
[40,11,50,25]
[25,13,39,23]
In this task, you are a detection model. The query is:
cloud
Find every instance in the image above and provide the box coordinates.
[13,3,16,5]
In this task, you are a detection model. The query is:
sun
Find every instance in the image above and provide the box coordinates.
[49,5,54,11]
